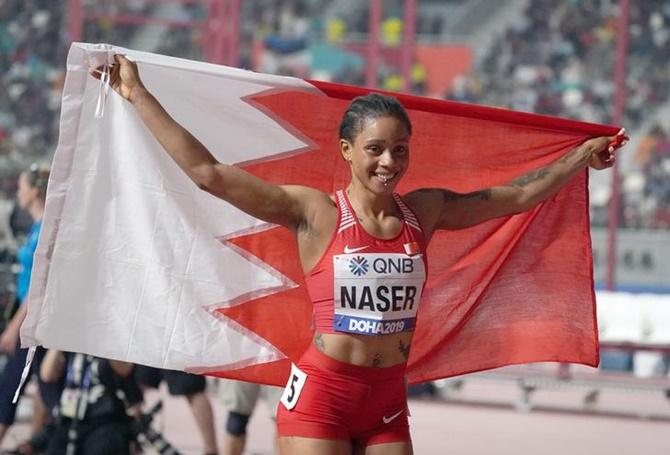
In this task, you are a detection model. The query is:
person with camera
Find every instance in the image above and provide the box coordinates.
[39,349,141,455]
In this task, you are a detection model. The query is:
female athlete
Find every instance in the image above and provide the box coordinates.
[100,55,624,455]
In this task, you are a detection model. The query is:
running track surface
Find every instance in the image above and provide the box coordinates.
[3,378,668,454]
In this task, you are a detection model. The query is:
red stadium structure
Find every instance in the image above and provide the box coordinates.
[607,0,630,290]
[67,0,419,89]
[67,0,240,65]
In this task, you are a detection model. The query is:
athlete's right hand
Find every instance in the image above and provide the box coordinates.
[92,54,145,103]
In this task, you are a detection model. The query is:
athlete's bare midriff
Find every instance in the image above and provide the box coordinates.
[313,330,413,368]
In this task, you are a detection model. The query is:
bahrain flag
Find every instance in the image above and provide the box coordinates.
[22,43,618,386]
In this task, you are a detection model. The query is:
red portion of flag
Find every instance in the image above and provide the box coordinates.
[214,81,619,385]
[214,225,313,386]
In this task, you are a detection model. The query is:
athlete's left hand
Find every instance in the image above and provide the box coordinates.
[583,128,628,170]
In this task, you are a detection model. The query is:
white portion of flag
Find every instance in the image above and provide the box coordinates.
[21,43,319,371]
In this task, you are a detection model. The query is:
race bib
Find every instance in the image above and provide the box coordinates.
[280,363,307,410]
[333,253,425,335]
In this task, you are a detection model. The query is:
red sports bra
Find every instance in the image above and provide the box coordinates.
[305,190,427,336]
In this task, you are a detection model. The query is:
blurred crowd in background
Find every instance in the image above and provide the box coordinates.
[1,0,670,243]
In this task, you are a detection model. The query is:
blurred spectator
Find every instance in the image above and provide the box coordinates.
[0,164,52,451]
[326,16,346,44]
[381,16,403,46]
[635,124,667,169]
[135,366,219,455]
[40,350,141,455]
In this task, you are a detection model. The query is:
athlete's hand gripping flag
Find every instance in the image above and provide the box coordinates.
[22,44,625,385]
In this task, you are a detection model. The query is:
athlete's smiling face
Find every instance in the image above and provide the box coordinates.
[340,115,411,195]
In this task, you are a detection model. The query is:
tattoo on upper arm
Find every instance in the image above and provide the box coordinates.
[511,168,550,188]
[398,339,410,360]
[313,333,325,351]
[372,353,382,367]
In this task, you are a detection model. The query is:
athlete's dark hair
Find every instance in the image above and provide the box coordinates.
[338,93,412,143]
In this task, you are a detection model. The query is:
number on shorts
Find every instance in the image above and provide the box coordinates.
[280,363,307,410]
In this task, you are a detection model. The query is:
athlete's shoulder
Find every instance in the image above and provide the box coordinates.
[399,189,441,237]
[281,185,337,235]
[401,188,441,207]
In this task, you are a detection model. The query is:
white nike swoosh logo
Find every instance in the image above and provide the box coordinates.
[382,410,404,424]
[344,245,369,254]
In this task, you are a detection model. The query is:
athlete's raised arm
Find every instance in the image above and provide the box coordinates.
[95,54,318,231]
[405,131,627,235]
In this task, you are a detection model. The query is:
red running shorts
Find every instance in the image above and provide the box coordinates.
[276,344,410,446]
